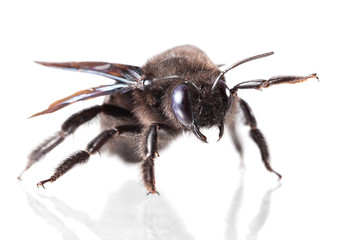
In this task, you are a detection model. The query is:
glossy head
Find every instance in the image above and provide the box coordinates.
[170,78,233,142]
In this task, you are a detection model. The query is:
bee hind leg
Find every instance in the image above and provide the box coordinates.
[19,104,134,180]
[36,125,141,188]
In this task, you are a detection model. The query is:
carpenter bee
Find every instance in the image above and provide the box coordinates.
[18,45,318,194]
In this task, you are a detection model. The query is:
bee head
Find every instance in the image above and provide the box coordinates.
[170,79,232,142]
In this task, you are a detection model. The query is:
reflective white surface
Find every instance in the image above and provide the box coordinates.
[1,0,357,239]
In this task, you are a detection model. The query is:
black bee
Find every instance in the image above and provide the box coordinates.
[18,45,318,194]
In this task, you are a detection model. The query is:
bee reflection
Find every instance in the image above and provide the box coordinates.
[24,178,280,240]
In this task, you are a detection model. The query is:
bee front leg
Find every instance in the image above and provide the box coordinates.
[231,73,318,92]
[141,124,160,195]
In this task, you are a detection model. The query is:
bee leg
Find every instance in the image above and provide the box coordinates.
[231,73,318,92]
[141,125,160,195]
[238,98,282,179]
[36,125,140,188]
[19,104,133,180]
[37,151,90,188]
[228,122,244,168]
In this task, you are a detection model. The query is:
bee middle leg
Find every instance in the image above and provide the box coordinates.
[37,125,141,188]
[238,98,282,179]
[19,104,133,179]
[228,122,244,167]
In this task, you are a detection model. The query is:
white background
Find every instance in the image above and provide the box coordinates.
[1,1,356,239]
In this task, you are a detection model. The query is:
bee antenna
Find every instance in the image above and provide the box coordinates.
[211,51,274,91]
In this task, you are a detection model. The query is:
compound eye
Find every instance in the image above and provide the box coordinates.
[171,84,193,127]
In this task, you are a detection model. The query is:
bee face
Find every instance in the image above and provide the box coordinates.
[170,79,232,141]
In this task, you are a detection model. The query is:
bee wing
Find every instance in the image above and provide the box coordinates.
[35,61,143,84]
[30,83,131,118]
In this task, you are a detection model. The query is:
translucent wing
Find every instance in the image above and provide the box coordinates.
[30,83,131,118]
[35,61,143,84]
[30,61,143,117]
